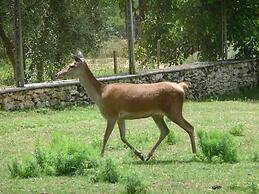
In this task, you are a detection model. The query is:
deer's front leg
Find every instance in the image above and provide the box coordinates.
[101,118,117,156]
[117,119,145,161]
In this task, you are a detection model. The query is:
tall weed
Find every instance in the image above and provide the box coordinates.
[125,172,146,194]
[197,130,238,163]
[166,131,178,145]
[50,135,91,176]
[229,123,245,136]
[8,156,40,178]
[99,158,119,183]
[8,134,98,178]
[8,158,21,178]
[251,151,259,162]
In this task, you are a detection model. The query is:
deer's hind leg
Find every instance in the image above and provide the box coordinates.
[166,111,196,154]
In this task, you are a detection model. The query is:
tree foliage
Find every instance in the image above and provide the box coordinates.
[135,0,259,65]
[0,0,109,82]
[0,0,258,83]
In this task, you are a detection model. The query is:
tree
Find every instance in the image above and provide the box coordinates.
[135,0,259,64]
[0,0,108,83]
[23,0,107,82]
[0,0,16,73]
[227,0,259,59]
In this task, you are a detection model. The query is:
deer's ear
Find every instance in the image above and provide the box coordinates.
[76,50,84,58]
[74,55,83,63]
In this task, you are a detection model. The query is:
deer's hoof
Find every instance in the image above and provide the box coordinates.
[145,154,153,161]
[139,154,145,161]
[134,150,145,161]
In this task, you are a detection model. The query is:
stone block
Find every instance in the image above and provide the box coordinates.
[70,90,79,96]
[24,100,34,109]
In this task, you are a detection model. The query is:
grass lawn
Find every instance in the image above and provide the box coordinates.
[0,94,258,193]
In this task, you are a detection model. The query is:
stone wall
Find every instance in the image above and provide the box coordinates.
[0,59,258,111]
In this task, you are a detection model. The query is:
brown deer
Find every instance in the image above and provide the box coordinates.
[56,51,196,161]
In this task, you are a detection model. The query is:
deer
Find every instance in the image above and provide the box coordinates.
[56,51,196,161]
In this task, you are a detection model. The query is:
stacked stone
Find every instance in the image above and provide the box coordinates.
[0,85,90,111]
[0,59,258,111]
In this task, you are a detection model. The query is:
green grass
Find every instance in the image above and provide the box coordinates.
[0,95,259,193]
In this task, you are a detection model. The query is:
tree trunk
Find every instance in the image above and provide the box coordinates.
[221,0,227,60]
[126,0,135,74]
[136,0,145,39]
[36,61,44,82]
[0,19,16,75]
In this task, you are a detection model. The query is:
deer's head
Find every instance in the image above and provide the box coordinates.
[56,50,86,79]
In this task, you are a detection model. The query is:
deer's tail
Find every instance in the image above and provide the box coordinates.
[178,82,189,93]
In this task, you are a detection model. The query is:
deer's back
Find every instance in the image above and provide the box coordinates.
[100,82,184,118]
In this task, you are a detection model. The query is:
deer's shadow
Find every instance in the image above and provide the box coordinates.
[126,158,193,166]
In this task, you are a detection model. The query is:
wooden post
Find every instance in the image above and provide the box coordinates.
[14,0,25,87]
[221,0,227,60]
[113,50,118,74]
[126,0,135,74]
[157,39,161,69]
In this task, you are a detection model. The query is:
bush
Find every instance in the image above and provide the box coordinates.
[125,173,146,194]
[197,130,238,163]
[99,158,119,183]
[34,142,46,169]
[40,134,96,176]
[8,158,21,178]
[229,123,245,136]
[166,131,178,145]
[8,134,98,178]
[8,134,122,185]
[8,156,40,178]
[21,157,41,178]
[247,182,258,193]
[251,152,259,162]
[90,136,102,149]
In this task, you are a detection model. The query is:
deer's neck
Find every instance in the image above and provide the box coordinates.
[79,64,104,105]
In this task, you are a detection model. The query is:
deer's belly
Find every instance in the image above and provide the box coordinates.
[118,111,163,120]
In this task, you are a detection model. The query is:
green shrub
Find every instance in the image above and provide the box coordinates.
[46,134,97,176]
[247,182,258,193]
[99,158,119,183]
[8,158,21,178]
[8,157,40,178]
[229,123,245,136]
[8,134,122,183]
[34,141,46,169]
[8,134,98,178]
[21,156,41,178]
[90,136,102,149]
[251,152,259,162]
[166,131,178,145]
[197,130,238,163]
[54,151,87,176]
[85,168,100,183]
[125,173,146,194]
